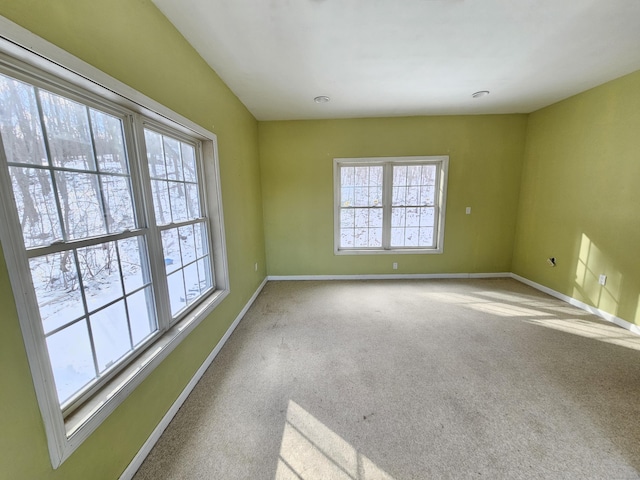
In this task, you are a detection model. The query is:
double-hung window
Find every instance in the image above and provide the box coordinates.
[0,30,228,467]
[334,156,448,254]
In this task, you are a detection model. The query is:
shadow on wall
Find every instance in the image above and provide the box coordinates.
[276,399,395,480]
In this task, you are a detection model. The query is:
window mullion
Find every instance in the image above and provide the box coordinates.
[131,115,172,333]
[382,163,393,249]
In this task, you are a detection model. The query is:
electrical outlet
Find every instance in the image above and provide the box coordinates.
[254,262,258,272]
[599,274,607,286]
[392,262,398,270]
[465,207,471,214]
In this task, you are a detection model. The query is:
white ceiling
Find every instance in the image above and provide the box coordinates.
[152,0,640,121]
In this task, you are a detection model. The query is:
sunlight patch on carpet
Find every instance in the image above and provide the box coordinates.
[276,400,395,480]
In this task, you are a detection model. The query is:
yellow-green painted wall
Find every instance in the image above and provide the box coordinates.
[259,115,528,275]
[0,1,266,479]
[512,70,640,327]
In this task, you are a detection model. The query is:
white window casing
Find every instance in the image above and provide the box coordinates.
[0,17,229,467]
[334,156,449,255]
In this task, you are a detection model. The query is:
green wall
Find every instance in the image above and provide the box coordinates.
[0,1,266,479]
[512,70,640,327]
[259,115,528,276]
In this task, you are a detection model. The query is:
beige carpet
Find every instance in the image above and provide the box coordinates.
[132,279,640,479]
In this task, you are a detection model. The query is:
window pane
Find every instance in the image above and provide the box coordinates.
[194,222,209,258]
[393,165,407,186]
[391,207,405,227]
[162,228,182,273]
[354,228,369,247]
[420,207,435,227]
[118,237,147,293]
[420,186,435,206]
[340,229,354,248]
[354,186,368,206]
[369,228,382,247]
[405,227,419,246]
[185,184,201,219]
[406,207,420,227]
[406,186,420,205]
[146,130,202,227]
[183,262,200,304]
[163,136,182,181]
[101,174,135,232]
[30,252,84,334]
[421,165,437,185]
[354,208,369,228]
[179,225,197,265]
[354,167,369,186]
[391,206,433,247]
[368,186,382,206]
[341,187,354,207]
[419,227,434,246]
[181,143,197,182]
[127,288,156,346]
[151,179,171,225]
[392,186,406,206]
[407,165,422,185]
[89,300,131,372]
[370,166,383,186]
[341,166,354,186]
[0,74,47,166]
[169,181,188,223]
[89,109,128,174]
[55,171,107,239]
[369,208,383,228]
[340,209,354,228]
[9,167,62,248]
[391,227,405,246]
[39,90,95,171]
[78,242,123,313]
[144,129,166,179]
[167,270,186,316]
[197,257,213,292]
[46,321,96,404]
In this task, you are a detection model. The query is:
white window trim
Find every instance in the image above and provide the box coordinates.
[333,155,449,255]
[0,16,229,468]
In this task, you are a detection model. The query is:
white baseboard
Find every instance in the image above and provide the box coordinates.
[119,277,268,480]
[511,273,640,336]
[268,272,512,281]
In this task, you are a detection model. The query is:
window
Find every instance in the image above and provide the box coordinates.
[334,156,448,254]
[0,29,228,467]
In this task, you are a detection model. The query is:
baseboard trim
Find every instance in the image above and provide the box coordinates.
[119,277,268,480]
[510,273,640,336]
[267,272,512,281]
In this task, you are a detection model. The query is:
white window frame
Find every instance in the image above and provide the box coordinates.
[333,156,449,255]
[0,17,229,467]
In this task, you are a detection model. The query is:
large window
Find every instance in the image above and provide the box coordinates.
[334,156,448,254]
[0,29,228,467]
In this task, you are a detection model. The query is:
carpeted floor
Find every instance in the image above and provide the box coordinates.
[132,278,640,479]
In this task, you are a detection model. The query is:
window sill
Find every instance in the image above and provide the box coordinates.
[61,287,229,463]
